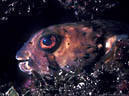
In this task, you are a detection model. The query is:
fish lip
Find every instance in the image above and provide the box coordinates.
[17,58,33,74]
[16,55,30,61]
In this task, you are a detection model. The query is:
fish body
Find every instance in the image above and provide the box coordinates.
[16,20,129,75]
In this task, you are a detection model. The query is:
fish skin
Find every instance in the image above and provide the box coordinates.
[16,20,129,75]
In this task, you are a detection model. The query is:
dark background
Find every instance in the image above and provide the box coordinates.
[0,0,129,86]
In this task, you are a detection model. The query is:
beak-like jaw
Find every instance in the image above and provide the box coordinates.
[16,44,50,75]
[18,60,33,74]
[16,51,33,74]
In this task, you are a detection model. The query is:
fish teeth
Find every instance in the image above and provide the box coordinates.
[19,61,32,74]
[16,56,24,60]
[16,56,30,61]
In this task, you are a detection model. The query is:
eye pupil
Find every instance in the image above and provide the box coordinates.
[43,37,52,46]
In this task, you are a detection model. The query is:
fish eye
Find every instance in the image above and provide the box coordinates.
[40,35,56,49]
[39,34,62,53]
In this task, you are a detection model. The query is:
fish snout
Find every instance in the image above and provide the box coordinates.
[16,48,33,74]
[16,49,31,61]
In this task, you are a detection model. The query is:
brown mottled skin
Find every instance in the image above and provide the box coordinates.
[16,20,129,75]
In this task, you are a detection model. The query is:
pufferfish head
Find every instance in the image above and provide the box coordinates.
[16,20,129,75]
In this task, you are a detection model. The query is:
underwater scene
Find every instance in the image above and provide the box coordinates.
[1,0,129,96]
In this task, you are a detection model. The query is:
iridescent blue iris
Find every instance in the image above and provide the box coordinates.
[42,37,52,46]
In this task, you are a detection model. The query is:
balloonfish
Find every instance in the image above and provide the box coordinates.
[16,20,129,75]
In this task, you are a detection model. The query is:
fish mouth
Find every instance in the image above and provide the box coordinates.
[17,59,33,74]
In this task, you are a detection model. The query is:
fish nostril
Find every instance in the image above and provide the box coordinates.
[25,51,31,57]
